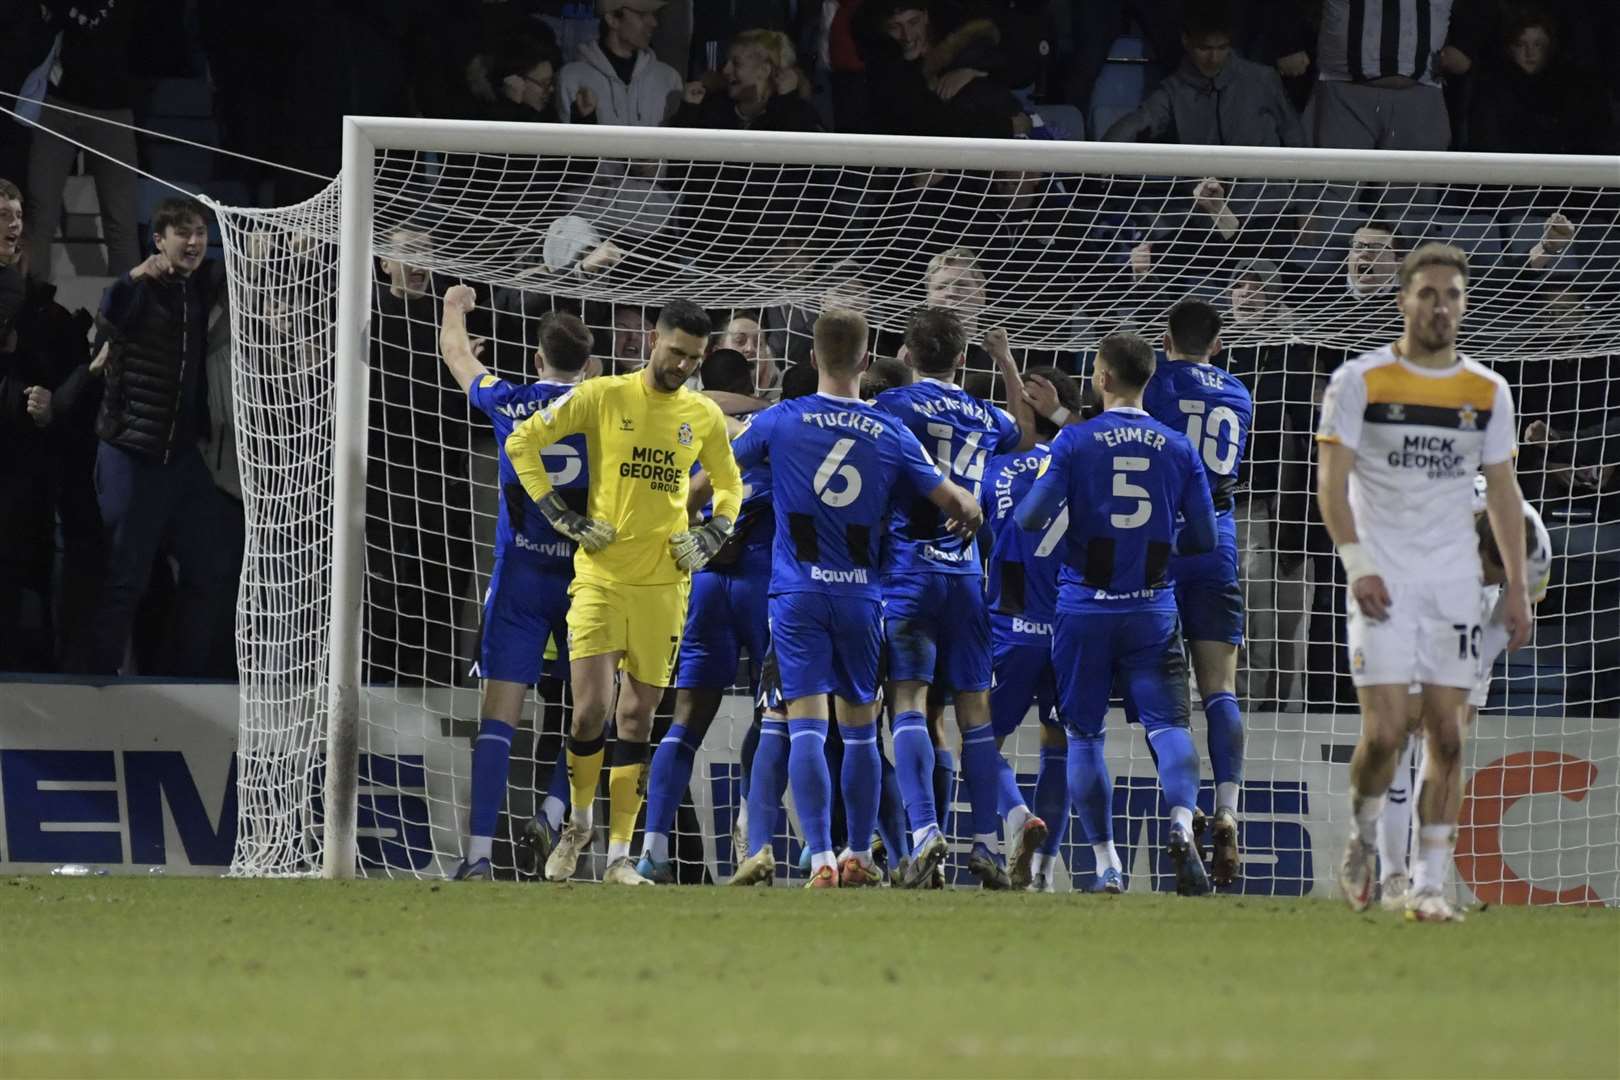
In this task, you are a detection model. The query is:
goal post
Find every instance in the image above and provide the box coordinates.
[216,115,1620,899]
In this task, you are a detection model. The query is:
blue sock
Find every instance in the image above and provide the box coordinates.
[746,720,790,856]
[788,719,833,856]
[932,748,956,832]
[1203,692,1244,789]
[877,753,910,859]
[959,724,1006,841]
[739,718,762,800]
[1148,725,1201,819]
[994,755,1024,820]
[645,722,704,838]
[839,722,880,855]
[890,711,937,834]
[469,718,515,841]
[1067,732,1112,844]
[1034,743,1068,856]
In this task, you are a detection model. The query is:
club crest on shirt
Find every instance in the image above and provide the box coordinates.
[1458,404,1479,431]
[677,422,693,446]
[620,416,635,432]
[1386,403,1405,422]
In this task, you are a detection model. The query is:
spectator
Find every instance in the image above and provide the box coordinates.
[715,309,781,394]
[557,0,683,124]
[1104,3,1305,146]
[85,197,237,677]
[690,1,797,76]
[463,30,596,124]
[856,0,1034,138]
[1308,0,1457,150]
[670,29,823,131]
[699,347,755,395]
[824,0,871,132]
[611,304,655,373]
[25,0,142,281]
[1464,6,1613,155]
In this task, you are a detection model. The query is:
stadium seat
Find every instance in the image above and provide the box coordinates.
[1089,35,1149,141]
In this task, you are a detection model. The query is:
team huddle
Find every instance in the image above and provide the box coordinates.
[435,237,1546,913]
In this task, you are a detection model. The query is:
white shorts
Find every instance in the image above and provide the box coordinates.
[1349,577,1481,689]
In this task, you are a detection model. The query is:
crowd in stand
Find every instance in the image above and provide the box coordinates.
[0,0,1616,708]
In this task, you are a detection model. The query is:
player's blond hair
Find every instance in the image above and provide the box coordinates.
[730,29,796,73]
[1399,242,1470,289]
[813,308,868,374]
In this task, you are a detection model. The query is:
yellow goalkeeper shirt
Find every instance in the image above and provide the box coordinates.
[506,372,742,586]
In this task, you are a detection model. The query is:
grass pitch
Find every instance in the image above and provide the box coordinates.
[1,878,1615,1079]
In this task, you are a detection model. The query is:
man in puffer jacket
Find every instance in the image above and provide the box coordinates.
[1104,4,1304,146]
[557,0,682,124]
[87,196,237,676]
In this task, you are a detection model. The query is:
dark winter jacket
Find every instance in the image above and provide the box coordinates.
[1104,55,1305,147]
[94,260,223,462]
[1465,60,1612,155]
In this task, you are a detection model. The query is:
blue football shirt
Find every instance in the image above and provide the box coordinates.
[983,443,1063,623]
[467,375,589,568]
[731,393,944,599]
[1141,357,1253,513]
[874,377,1020,576]
[1018,407,1215,614]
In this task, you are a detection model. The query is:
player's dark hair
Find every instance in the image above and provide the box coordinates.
[0,178,20,205]
[1476,507,1538,571]
[657,298,712,339]
[862,356,912,399]
[701,348,755,395]
[813,308,869,375]
[780,362,819,399]
[1182,0,1233,38]
[538,311,593,372]
[1166,298,1223,357]
[1097,332,1156,391]
[904,306,967,375]
[153,196,208,236]
[1025,367,1081,439]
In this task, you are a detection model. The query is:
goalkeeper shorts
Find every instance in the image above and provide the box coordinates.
[566,575,690,688]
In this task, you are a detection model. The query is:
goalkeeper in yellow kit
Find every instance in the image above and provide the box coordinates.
[506,300,743,885]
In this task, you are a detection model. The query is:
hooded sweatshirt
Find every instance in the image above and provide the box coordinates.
[558,39,682,125]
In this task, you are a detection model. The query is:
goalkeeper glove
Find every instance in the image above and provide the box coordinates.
[669,516,733,573]
[537,491,616,553]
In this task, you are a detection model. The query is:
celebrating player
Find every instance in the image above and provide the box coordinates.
[1017,332,1219,896]
[874,310,1046,889]
[1142,299,1254,885]
[981,365,1085,891]
[506,299,744,886]
[636,357,779,884]
[1376,475,1552,909]
[437,285,595,881]
[1316,243,1530,923]
[729,309,982,887]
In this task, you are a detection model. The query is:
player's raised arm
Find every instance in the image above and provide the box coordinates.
[505,382,616,552]
[438,284,489,393]
[984,328,1039,452]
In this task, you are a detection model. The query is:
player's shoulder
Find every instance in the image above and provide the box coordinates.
[1459,354,1512,395]
[1340,344,1399,378]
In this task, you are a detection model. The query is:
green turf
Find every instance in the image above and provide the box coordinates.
[1,878,1615,1079]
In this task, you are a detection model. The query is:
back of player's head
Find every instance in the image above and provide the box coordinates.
[537,311,594,373]
[1165,298,1223,358]
[1096,332,1156,392]
[657,299,712,340]
[812,307,869,375]
[904,306,967,374]
[1025,367,1081,439]
[153,196,208,235]
[1399,242,1470,291]
[700,348,754,395]
[862,356,912,399]
[780,362,819,399]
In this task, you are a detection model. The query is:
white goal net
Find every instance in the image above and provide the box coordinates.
[216,121,1620,904]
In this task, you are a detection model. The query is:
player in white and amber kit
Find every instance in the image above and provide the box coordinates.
[1316,243,1532,923]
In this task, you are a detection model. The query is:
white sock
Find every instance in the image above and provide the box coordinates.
[642,831,669,864]
[810,850,838,873]
[843,847,873,867]
[1092,841,1121,873]
[1006,804,1032,837]
[735,803,748,835]
[911,824,939,847]
[541,795,566,831]
[606,839,630,863]
[1378,740,1418,881]
[1216,782,1240,815]
[466,836,492,863]
[1411,825,1453,893]
[1352,794,1384,847]
[973,831,998,851]
[1170,805,1194,836]
[1030,851,1052,877]
[571,805,593,833]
